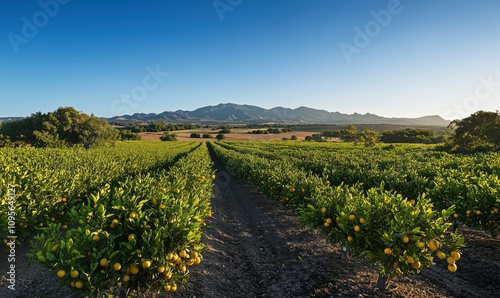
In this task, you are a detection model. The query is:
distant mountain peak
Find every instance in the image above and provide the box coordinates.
[107,103,450,126]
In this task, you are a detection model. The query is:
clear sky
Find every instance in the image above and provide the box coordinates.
[1,0,499,119]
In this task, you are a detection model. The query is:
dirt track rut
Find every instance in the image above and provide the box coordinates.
[169,162,340,298]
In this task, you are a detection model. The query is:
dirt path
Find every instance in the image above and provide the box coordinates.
[163,160,499,298]
[162,163,340,297]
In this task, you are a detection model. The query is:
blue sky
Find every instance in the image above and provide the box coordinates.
[1,0,499,119]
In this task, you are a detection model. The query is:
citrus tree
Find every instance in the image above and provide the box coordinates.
[301,187,464,291]
[29,144,214,297]
[211,141,465,291]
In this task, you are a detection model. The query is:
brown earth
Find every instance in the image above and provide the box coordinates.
[139,130,317,142]
[1,160,499,298]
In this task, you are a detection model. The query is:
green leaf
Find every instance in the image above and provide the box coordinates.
[46,252,57,262]
[90,261,98,272]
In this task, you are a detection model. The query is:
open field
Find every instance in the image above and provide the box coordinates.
[140,129,319,141]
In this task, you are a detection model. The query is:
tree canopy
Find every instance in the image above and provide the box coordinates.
[160,132,178,141]
[447,110,500,153]
[380,128,446,144]
[320,125,379,147]
[0,107,118,148]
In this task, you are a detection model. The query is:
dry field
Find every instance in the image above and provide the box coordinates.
[140,129,318,142]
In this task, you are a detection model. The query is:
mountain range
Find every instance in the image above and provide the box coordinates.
[108,103,450,126]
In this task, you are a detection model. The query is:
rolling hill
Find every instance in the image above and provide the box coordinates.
[108,103,450,126]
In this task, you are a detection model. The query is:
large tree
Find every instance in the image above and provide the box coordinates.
[322,126,379,146]
[358,128,380,147]
[447,110,500,153]
[0,107,119,148]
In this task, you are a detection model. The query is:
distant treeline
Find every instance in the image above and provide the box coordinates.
[379,129,447,144]
[111,122,299,132]
[249,128,293,134]
[303,111,500,154]
[112,121,202,132]
[305,126,449,146]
